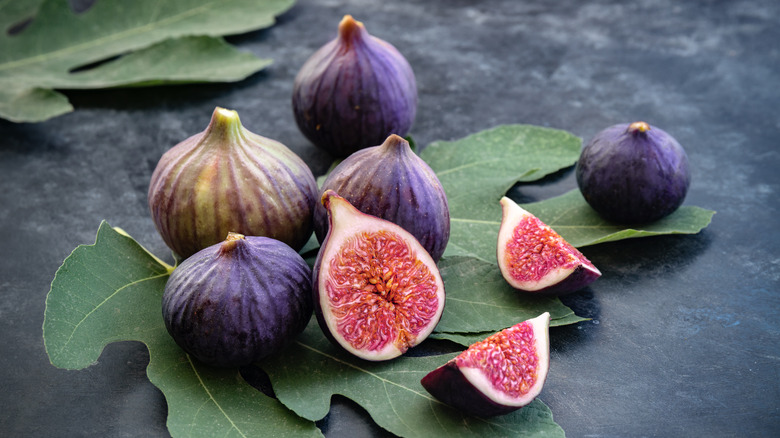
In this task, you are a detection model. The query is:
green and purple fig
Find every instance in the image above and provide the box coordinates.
[314,134,450,261]
[148,107,318,259]
[576,121,691,224]
[497,197,601,295]
[312,190,446,361]
[421,312,551,417]
[292,15,417,157]
[162,233,313,368]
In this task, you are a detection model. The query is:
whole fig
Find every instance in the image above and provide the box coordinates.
[313,190,446,361]
[497,197,600,295]
[575,121,691,224]
[148,107,318,259]
[292,15,417,157]
[421,312,551,417]
[162,233,313,368]
[314,134,450,261]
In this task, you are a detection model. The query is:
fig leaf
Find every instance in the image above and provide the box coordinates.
[0,0,294,123]
[43,222,323,438]
[262,319,566,438]
[420,124,582,263]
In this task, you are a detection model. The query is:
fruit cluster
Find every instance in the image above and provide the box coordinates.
[148,15,690,418]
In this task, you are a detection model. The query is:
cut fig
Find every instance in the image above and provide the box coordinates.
[421,312,551,417]
[497,197,600,295]
[312,190,446,361]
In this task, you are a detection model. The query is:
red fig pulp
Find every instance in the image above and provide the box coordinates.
[312,190,445,361]
[497,197,601,295]
[421,312,551,417]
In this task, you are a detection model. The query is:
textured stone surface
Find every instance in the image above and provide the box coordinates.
[1,0,779,436]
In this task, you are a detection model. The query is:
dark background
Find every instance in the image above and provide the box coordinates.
[2,0,778,436]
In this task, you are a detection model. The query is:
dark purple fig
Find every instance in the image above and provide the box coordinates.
[148,107,318,259]
[497,197,601,295]
[421,312,550,417]
[312,190,445,361]
[162,232,313,368]
[314,134,450,262]
[292,15,417,157]
[576,121,691,224]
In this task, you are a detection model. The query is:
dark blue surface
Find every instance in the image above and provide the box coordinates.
[2,0,778,436]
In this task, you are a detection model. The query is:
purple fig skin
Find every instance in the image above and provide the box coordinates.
[162,233,313,368]
[314,134,450,261]
[148,107,318,259]
[575,121,691,224]
[421,313,551,417]
[292,15,417,158]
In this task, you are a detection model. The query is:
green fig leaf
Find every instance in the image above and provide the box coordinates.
[420,125,582,262]
[262,319,565,438]
[435,256,587,337]
[0,0,294,122]
[43,222,322,438]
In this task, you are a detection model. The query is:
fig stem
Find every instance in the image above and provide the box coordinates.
[338,15,366,46]
[628,121,651,135]
[203,107,245,146]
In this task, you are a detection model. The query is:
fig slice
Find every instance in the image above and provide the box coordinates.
[312,190,446,361]
[497,197,601,295]
[421,312,551,417]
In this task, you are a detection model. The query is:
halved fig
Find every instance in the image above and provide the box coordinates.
[497,197,601,295]
[312,190,446,361]
[421,312,551,417]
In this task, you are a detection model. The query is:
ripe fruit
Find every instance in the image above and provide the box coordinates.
[148,106,318,259]
[292,15,418,157]
[421,312,551,417]
[314,134,450,261]
[161,233,313,368]
[312,190,445,361]
[576,121,691,224]
[497,197,601,295]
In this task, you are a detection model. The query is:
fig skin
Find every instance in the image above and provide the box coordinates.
[292,15,418,157]
[421,312,551,417]
[497,197,601,295]
[162,233,313,368]
[314,134,450,262]
[148,107,318,259]
[312,190,446,361]
[575,121,691,224]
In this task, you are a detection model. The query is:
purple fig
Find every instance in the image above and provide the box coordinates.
[421,312,551,417]
[292,15,418,157]
[497,197,601,295]
[312,190,445,361]
[314,134,450,262]
[576,121,691,224]
[162,233,313,368]
[148,107,318,259]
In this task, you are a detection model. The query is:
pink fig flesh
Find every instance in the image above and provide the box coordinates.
[421,312,551,417]
[497,197,601,295]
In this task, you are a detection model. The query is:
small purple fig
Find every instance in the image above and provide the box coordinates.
[162,233,313,368]
[314,134,450,262]
[576,121,691,224]
[292,15,418,157]
[497,197,601,295]
[421,312,551,417]
[312,190,446,361]
[148,107,318,259]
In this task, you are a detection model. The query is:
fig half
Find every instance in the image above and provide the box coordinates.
[421,312,551,417]
[312,190,445,361]
[497,197,601,295]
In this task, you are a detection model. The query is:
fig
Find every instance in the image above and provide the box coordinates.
[314,134,450,262]
[421,312,551,417]
[312,190,445,361]
[292,15,418,157]
[497,197,601,295]
[575,121,691,223]
[148,107,318,259]
[162,232,313,368]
